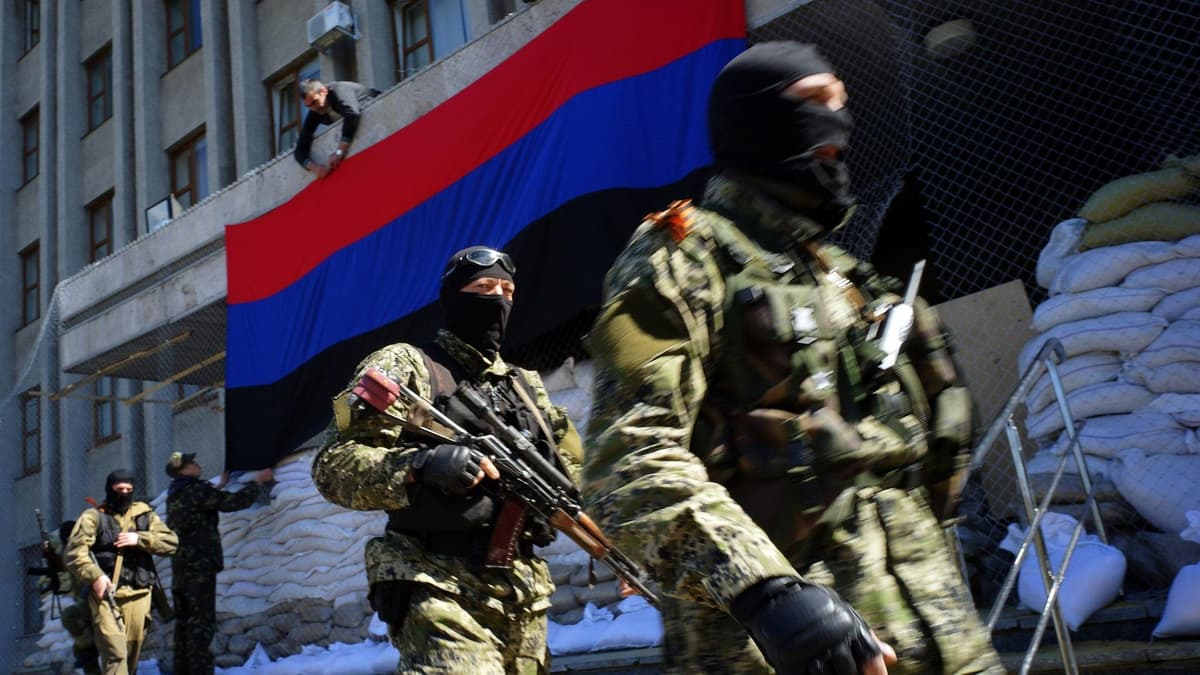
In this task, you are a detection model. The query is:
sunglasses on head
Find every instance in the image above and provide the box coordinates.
[442,248,516,280]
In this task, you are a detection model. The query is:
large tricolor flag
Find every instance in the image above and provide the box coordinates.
[224,0,746,470]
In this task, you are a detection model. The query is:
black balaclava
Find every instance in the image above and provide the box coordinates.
[105,469,136,514]
[708,41,855,233]
[439,246,515,358]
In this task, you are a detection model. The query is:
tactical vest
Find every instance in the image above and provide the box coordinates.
[92,507,159,590]
[384,343,557,556]
[687,212,933,554]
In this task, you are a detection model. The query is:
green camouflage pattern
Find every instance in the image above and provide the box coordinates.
[313,330,578,667]
[391,583,548,674]
[172,574,217,675]
[584,173,999,672]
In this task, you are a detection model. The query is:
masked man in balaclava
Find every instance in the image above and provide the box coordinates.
[66,469,178,675]
[584,42,1003,674]
[314,246,585,674]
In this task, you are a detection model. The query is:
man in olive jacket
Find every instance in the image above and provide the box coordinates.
[165,452,273,675]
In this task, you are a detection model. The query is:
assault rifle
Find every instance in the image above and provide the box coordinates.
[26,509,65,618]
[387,374,660,606]
[89,551,125,632]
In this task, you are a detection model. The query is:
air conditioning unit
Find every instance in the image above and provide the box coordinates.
[307,2,357,52]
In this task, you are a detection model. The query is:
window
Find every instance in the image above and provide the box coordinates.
[20,242,39,326]
[169,133,208,209]
[392,0,433,79]
[487,0,518,24]
[85,46,113,131]
[166,0,202,68]
[19,0,39,54]
[21,544,43,635]
[88,193,114,262]
[22,389,40,476]
[21,109,38,184]
[270,57,321,156]
[94,377,119,445]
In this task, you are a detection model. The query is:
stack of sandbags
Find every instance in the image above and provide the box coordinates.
[1022,155,1200,555]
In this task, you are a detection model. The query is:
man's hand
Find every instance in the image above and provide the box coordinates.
[92,575,113,600]
[215,470,230,489]
[253,468,274,484]
[307,161,332,179]
[114,532,139,548]
[412,444,500,495]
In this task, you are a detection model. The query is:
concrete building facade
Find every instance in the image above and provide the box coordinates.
[0,0,799,668]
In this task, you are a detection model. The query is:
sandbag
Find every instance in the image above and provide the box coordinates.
[1125,320,1200,370]
[1174,233,1200,256]
[1001,513,1125,631]
[1109,449,1200,534]
[1017,312,1167,374]
[1051,412,1191,458]
[1031,287,1165,333]
[1026,447,1112,481]
[1025,382,1156,440]
[1152,564,1200,637]
[1147,394,1200,427]
[1183,511,1200,545]
[1080,202,1200,250]
[1050,241,1176,295]
[1153,286,1200,320]
[1123,361,1200,394]
[1077,168,1200,224]
[1122,258,1200,292]
[1037,218,1087,289]
[591,596,664,651]
[1025,352,1122,412]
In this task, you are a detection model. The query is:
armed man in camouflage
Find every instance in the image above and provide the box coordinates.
[26,519,100,674]
[165,452,273,675]
[66,469,179,675]
[313,246,584,674]
[584,42,1002,674]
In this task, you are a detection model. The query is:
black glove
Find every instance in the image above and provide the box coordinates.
[412,444,485,495]
[730,576,880,675]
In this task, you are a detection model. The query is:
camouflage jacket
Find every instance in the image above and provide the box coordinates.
[583,173,970,610]
[313,329,583,614]
[166,477,259,577]
[66,501,178,596]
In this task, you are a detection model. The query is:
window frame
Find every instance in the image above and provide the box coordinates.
[391,0,435,80]
[168,131,208,210]
[20,0,40,55]
[165,0,203,69]
[268,56,321,157]
[21,108,39,185]
[85,45,114,132]
[20,242,39,327]
[93,377,120,447]
[87,192,115,263]
[22,389,41,476]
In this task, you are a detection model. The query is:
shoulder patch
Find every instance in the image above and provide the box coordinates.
[645,199,696,243]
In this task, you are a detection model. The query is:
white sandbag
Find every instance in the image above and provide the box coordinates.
[227,580,274,599]
[1025,382,1156,440]
[273,519,354,543]
[1152,564,1200,637]
[1125,320,1200,369]
[574,359,595,394]
[1109,449,1200,533]
[1017,312,1167,374]
[1147,394,1200,427]
[548,603,614,655]
[1037,219,1086,289]
[1050,240,1176,295]
[1031,287,1165,333]
[1123,258,1200,292]
[1001,513,1125,631]
[1026,353,1121,412]
[1153,286,1200,321]
[1123,361,1200,394]
[1051,412,1190,458]
[1181,511,1200,544]
[1025,447,1112,481]
[540,358,578,393]
[1183,307,1200,320]
[591,596,664,651]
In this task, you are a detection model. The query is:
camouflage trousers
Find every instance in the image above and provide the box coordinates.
[388,583,549,674]
[88,587,152,675]
[661,487,1003,674]
[172,572,217,675]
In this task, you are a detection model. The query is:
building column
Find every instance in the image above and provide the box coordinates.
[132,0,167,235]
[201,0,236,192]
[228,0,271,175]
[112,0,137,247]
[352,0,396,91]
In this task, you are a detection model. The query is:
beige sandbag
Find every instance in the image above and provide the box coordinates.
[1080,202,1200,250]
[1078,167,1199,224]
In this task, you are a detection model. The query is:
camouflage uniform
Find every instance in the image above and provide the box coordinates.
[313,329,583,674]
[584,174,1003,674]
[34,538,100,674]
[166,476,260,675]
[66,502,178,675]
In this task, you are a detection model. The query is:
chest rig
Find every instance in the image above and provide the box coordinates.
[92,508,158,590]
[687,211,933,552]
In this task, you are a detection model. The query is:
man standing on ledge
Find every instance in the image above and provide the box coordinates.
[584,41,1001,673]
[294,79,381,179]
[165,452,273,675]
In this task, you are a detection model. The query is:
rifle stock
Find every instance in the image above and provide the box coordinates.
[391,379,660,606]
